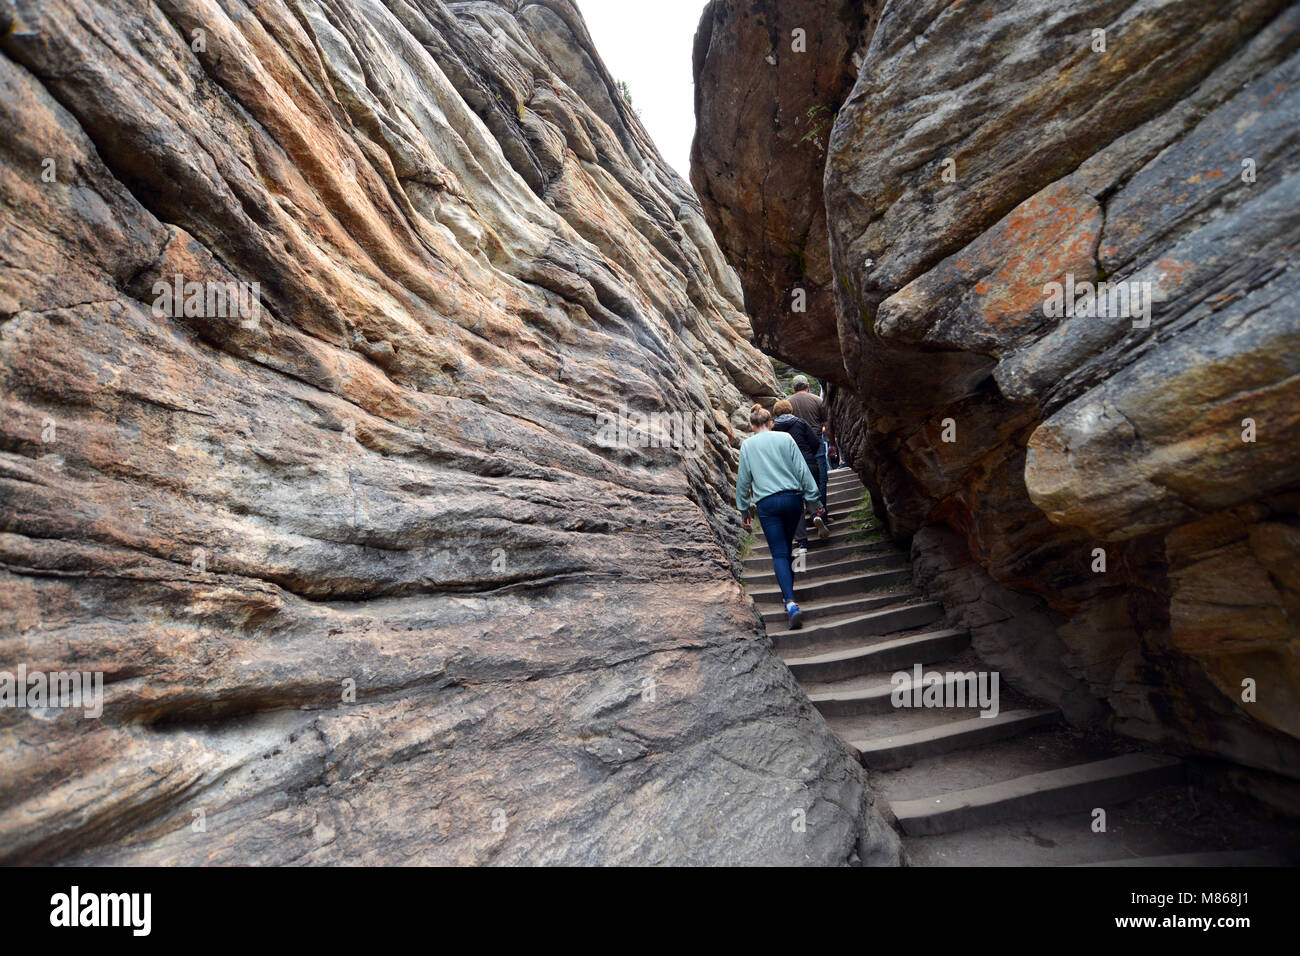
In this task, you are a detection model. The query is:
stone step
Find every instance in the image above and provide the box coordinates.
[741,502,861,534]
[757,589,920,627]
[772,601,946,653]
[901,804,1293,867]
[824,488,863,507]
[747,565,913,606]
[743,539,898,573]
[890,753,1186,837]
[751,523,885,554]
[748,506,873,529]
[807,669,985,718]
[782,627,968,683]
[750,498,865,520]
[842,708,1061,770]
[1075,847,1293,867]
[746,550,908,586]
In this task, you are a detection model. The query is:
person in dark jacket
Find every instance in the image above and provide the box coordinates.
[772,399,828,549]
[788,375,830,513]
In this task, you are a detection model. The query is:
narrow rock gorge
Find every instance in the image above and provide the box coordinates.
[0,0,903,864]
[693,0,1300,808]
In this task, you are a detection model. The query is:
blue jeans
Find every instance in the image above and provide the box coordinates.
[755,490,804,605]
[816,452,829,509]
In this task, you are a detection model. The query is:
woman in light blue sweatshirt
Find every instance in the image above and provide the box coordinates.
[737,404,828,629]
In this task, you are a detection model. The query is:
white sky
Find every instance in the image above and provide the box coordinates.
[575,0,708,180]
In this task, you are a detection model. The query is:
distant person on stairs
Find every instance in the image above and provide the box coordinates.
[788,375,830,514]
[737,404,828,630]
[771,398,828,548]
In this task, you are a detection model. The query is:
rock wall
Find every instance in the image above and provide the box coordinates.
[691,0,877,381]
[694,0,1300,793]
[0,0,901,865]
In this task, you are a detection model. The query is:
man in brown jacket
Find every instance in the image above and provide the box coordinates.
[787,376,826,433]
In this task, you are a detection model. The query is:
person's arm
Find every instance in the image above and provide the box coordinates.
[736,443,753,523]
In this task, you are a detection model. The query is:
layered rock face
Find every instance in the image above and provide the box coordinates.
[695,0,1300,794]
[690,0,877,381]
[0,0,901,864]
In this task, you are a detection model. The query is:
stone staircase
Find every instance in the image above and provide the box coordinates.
[742,467,1297,866]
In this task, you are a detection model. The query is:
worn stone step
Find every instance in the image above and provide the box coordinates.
[743,539,897,573]
[807,670,985,718]
[821,494,863,509]
[842,708,1061,770]
[747,565,913,606]
[902,800,1296,867]
[890,753,1187,837]
[1075,847,1293,867]
[783,627,968,683]
[746,550,907,586]
[757,589,919,627]
[751,523,885,554]
[819,508,863,527]
[747,511,865,537]
[739,503,860,535]
[772,602,946,653]
[750,532,884,558]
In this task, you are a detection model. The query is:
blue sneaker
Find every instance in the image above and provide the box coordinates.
[786,602,803,630]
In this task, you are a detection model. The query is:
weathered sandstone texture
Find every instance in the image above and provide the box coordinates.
[694,0,1300,790]
[691,0,877,381]
[0,0,901,865]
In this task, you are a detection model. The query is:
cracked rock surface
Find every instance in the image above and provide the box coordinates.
[0,0,900,865]
[694,0,1300,793]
